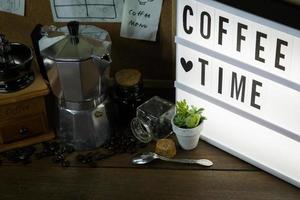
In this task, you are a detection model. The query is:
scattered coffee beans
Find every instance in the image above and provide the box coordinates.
[76,151,115,167]
[103,128,146,154]
[1,146,36,165]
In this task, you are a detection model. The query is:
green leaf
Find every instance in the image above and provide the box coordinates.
[185,114,201,128]
[176,100,188,115]
[173,114,186,127]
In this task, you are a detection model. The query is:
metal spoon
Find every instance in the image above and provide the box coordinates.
[132,152,213,167]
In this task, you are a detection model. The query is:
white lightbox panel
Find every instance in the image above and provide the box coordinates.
[175,0,300,187]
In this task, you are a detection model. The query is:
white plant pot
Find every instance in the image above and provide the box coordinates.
[171,119,204,150]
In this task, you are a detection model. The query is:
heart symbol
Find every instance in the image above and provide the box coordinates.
[180,57,193,72]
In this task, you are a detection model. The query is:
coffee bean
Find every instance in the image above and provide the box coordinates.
[4,151,19,163]
[80,158,88,164]
[52,157,60,163]
[35,142,60,159]
[103,128,142,154]
[49,142,59,152]
[18,154,26,161]
[61,160,70,168]
[57,154,65,162]
[76,154,85,162]
[1,146,36,164]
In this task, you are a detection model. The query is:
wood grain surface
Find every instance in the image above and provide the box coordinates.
[0,166,299,200]
[0,140,299,200]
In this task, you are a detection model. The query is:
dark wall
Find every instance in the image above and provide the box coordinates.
[216,0,300,29]
[0,0,173,80]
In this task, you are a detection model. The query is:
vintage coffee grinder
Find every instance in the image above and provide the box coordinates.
[0,33,54,152]
[35,21,112,150]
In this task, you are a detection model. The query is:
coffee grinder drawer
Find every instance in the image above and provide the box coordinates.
[0,114,47,144]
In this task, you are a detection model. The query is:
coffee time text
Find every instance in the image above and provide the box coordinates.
[182,5,289,72]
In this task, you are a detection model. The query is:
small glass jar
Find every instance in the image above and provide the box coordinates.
[131,96,175,143]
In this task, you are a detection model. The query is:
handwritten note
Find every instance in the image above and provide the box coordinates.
[0,0,25,16]
[120,0,163,41]
[50,0,124,22]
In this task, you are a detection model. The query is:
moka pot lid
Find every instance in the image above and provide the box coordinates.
[40,21,111,62]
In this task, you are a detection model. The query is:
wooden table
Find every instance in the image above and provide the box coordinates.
[0,138,299,200]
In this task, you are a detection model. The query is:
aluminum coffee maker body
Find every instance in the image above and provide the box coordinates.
[38,22,112,150]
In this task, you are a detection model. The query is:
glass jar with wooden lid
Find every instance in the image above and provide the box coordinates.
[114,68,144,127]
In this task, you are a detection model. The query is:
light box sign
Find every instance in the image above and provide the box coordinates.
[175,0,300,187]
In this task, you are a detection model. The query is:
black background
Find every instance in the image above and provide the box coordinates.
[216,0,300,30]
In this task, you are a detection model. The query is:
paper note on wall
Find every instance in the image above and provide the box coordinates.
[50,0,124,22]
[120,0,163,41]
[0,0,25,16]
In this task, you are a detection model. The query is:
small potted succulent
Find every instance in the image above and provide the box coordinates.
[171,99,206,150]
